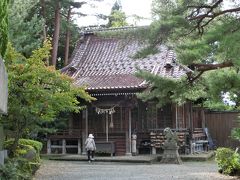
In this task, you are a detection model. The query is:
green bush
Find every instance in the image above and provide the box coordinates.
[215,147,240,175]
[19,139,43,153]
[0,158,31,180]
[4,139,43,155]
[1,139,43,179]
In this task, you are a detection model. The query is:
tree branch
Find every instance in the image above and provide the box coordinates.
[188,7,240,21]
[187,61,234,83]
[192,61,233,71]
[186,0,240,34]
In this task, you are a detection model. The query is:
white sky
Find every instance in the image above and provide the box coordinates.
[74,0,153,27]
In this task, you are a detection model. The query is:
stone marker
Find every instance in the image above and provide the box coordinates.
[0,57,8,165]
[0,57,8,114]
[160,127,182,164]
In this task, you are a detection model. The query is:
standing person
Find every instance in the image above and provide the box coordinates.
[85,134,96,162]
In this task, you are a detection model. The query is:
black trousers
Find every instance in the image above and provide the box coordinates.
[87,150,95,161]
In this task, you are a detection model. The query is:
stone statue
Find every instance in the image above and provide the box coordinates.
[164,127,178,144]
[160,127,182,164]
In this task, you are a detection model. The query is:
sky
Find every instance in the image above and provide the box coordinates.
[74,0,153,27]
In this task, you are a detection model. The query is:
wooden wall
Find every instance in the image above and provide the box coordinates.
[205,111,240,148]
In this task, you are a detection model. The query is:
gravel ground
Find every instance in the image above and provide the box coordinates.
[34,160,239,180]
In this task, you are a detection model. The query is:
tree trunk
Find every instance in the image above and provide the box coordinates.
[10,122,23,156]
[51,0,61,67]
[64,7,72,66]
[40,0,49,65]
[11,135,20,156]
[40,0,47,41]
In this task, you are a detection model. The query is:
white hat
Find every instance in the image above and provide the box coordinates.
[88,134,94,138]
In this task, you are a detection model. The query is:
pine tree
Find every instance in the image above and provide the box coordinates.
[106,0,128,28]
[137,0,240,109]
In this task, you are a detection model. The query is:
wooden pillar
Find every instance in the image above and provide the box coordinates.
[187,103,191,130]
[77,139,81,154]
[190,102,193,131]
[62,139,66,154]
[85,108,88,141]
[68,115,73,134]
[176,105,178,130]
[183,104,186,128]
[106,113,109,142]
[82,132,86,155]
[120,107,123,131]
[201,108,206,128]
[81,108,88,155]
[125,108,132,156]
[47,139,51,154]
[129,108,132,153]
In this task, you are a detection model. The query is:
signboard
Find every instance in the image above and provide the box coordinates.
[0,57,8,114]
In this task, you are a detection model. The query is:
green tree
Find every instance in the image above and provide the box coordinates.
[8,0,44,58]
[59,1,86,66]
[48,0,93,67]
[0,0,9,57]
[136,0,240,109]
[8,0,85,68]
[1,40,93,153]
[106,0,128,28]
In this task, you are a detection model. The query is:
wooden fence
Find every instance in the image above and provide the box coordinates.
[205,111,240,148]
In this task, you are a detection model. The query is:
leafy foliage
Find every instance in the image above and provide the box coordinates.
[0,39,94,153]
[97,0,128,28]
[0,158,31,180]
[8,0,84,67]
[107,10,128,28]
[8,0,44,57]
[135,0,240,109]
[4,139,43,155]
[1,138,43,179]
[0,0,9,57]
[136,70,207,107]
[215,147,240,175]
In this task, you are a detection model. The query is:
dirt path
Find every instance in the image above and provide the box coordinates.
[34,160,238,180]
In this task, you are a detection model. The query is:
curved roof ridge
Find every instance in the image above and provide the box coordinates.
[82,26,148,35]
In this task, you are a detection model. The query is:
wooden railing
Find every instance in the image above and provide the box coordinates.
[48,129,82,139]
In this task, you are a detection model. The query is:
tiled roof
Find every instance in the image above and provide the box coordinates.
[62,27,192,91]
[74,74,144,90]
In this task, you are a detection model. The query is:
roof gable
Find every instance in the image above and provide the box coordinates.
[62,27,191,91]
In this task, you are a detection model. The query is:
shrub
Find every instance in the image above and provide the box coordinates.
[2,138,43,179]
[19,139,43,153]
[215,147,240,175]
[0,158,31,180]
[4,139,43,155]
